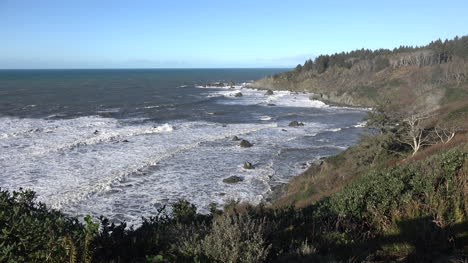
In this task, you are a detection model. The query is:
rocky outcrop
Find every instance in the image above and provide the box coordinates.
[243,162,254,169]
[223,176,243,184]
[206,82,225,87]
[234,92,243,97]
[309,93,329,101]
[232,136,241,141]
[240,140,253,147]
[309,94,321,100]
[265,89,274,95]
[288,121,305,127]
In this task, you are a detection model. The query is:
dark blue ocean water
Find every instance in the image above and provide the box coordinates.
[0,69,367,224]
[0,68,287,119]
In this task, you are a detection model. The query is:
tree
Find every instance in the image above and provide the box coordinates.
[315,55,329,73]
[397,113,432,156]
[434,121,461,144]
[303,59,314,71]
[295,64,303,72]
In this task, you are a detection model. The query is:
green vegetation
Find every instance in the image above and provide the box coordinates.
[289,36,468,76]
[0,189,98,263]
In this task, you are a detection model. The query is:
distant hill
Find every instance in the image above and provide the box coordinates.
[250,36,468,120]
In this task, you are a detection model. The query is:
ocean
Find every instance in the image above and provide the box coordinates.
[0,68,367,225]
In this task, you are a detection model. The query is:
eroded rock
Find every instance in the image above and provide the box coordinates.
[288,121,305,127]
[240,140,253,147]
[223,176,243,184]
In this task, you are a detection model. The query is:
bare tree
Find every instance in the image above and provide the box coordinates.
[397,113,432,156]
[453,58,467,85]
[434,121,461,144]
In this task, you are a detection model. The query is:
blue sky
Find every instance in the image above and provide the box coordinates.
[1,0,467,69]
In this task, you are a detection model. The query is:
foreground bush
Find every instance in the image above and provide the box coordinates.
[0,189,97,263]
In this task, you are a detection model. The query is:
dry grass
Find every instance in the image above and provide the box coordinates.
[273,151,366,208]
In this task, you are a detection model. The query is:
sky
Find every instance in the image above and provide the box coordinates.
[1,0,468,69]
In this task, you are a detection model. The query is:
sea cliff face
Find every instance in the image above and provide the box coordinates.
[250,77,367,107]
[249,62,455,110]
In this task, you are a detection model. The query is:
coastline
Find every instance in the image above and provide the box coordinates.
[238,82,369,206]
[1,75,367,223]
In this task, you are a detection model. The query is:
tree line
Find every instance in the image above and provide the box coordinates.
[288,35,468,75]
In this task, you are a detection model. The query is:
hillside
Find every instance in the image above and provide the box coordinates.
[250,36,468,116]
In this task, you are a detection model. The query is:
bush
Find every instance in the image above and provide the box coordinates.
[0,188,92,263]
[201,214,271,263]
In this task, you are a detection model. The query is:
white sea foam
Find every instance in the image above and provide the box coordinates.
[198,85,329,108]
[143,105,160,109]
[259,116,272,121]
[353,121,367,128]
[1,116,304,223]
[0,103,365,225]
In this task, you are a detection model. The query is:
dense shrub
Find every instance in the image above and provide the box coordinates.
[0,189,95,263]
[201,214,271,263]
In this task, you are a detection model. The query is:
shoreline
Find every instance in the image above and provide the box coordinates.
[236,82,369,207]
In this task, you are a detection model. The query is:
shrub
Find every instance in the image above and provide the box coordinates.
[0,188,90,263]
[201,214,271,263]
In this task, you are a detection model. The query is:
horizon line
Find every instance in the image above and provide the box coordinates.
[0,67,292,70]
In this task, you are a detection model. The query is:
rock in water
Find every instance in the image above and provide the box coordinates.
[288,121,305,127]
[232,136,241,141]
[264,89,274,95]
[223,176,243,184]
[267,103,276,106]
[243,162,254,169]
[309,94,321,100]
[234,92,243,97]
[239,140,253,147]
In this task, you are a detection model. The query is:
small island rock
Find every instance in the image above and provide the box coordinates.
[223,176,243,184]
[240,140,253,147]
[243,162,254,169]
[288,121,305,127]
[232,136,241,141]
[264,89,274,95]
[309,94,321,100]
[234,92,243,97]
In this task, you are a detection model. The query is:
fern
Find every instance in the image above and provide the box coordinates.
[63,235,77,263]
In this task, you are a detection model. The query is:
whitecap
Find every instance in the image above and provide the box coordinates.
[259,116,272,121]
